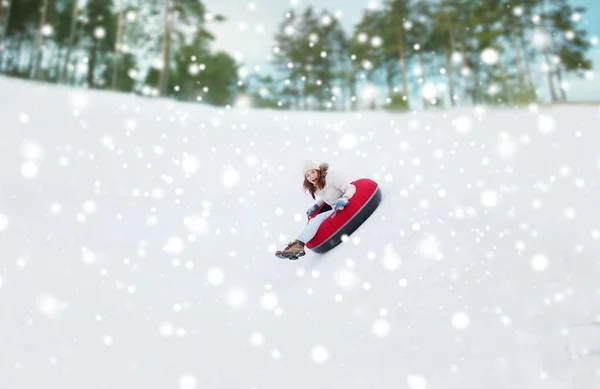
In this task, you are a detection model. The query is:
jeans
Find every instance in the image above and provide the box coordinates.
[297,209,335,244]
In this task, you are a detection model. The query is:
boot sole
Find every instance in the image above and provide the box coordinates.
[275,251,305,260]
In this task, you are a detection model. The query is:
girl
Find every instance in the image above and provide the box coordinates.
[276,160,356,259]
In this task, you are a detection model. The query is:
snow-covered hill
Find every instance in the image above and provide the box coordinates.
[1,76,600,389]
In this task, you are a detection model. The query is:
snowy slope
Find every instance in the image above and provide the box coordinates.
[1,76,600,389]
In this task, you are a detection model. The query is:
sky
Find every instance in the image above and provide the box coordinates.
[204,0,600,104]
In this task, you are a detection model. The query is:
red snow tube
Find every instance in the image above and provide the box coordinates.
[305,178,382,253]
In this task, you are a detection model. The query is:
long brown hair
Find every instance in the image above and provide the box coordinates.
[302,163,328,199]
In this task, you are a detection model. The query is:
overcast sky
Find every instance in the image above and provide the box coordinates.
[204,0,600,102]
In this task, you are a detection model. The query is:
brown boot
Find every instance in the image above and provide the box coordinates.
[275,240,305,260]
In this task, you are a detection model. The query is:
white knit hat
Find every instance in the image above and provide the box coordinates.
[303,160,320,175]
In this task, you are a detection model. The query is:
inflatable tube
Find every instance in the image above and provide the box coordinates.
[305,178,382,254]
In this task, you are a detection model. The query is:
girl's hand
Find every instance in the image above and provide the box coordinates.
[334,197,349,211]
[306,204,319,217]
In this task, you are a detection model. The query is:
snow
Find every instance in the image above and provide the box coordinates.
[1,76,600,388]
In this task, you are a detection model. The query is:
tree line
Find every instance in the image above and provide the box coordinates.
[0,0,594,111]
[0,0,237,105]
[255,0,594,110]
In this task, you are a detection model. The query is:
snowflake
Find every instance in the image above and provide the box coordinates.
[311,345,330,363]
[531,253,549,272]
[260,292,278,311]
[451,311,470,329]
[372,318,391,337]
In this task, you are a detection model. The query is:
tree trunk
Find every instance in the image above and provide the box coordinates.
[159,0,171,96]
[554,65,567,101]
[70,53,78,85]
[540,0,557,103]
[398,42,408,100]
[87,40,98,87]
[548,31,567,101]
[61,0,79,83]
[458,33,476,104]
[52,47,62,81]
[519,34,535,97]
[446,19,457,107]
[0,0,13,69]
[385,63,394,97]
[472,60,482,104]
[31,0,49,79]
[10,34,23,73]
[350,71,357,111]
[367,70,376,110]
[445,51,456,107]
[418,49,427,108]
[500,68,510,104]
[511,30,523,83]
[112,1,124,90]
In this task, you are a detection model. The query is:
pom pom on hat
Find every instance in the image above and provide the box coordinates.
[303,160,320,174]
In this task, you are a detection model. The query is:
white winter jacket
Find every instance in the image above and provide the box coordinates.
[312,164,356,207]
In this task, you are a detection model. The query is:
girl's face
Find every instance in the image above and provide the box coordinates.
[305,169,318,184]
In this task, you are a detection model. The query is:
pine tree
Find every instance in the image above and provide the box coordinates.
[545,0,593,101]
[83,0,116,88]
[385,0,411,103]
[156,0,219,97]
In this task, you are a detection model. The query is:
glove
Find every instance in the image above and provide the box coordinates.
[334,197,349,211]
[306,204,319,218]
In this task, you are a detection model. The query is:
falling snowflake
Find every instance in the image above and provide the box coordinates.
[21,161,39,178]
[371,36,383,47]
[94,27,106,39]
[513,6,523,16]
[222,166,240,187]
[37,294,68,319]
[181,155,200,174]
[249,332,265,346]
[564,207,576,220]
[206,268,224,285]
[19,112,31,124]
[124,119,137,130]
[531,253,549,272]
[421,83,437,100]
[407,375,427,389]
[126,10,137,22]
[83,200,97,214]
[159,322,174,336]
[81,247,96,265]
[339,133,358,149]
[184,215,209,236]
[497,133,517,159]
[179,375,196,389]
[419,234,441,259]
[372,318,391,337]
[284,25,295,36]
[270,349,282,360]
[102,335,114,346]
[0,213,8,232]
[453,115,473,134]
[481,48,500,65]
[452,312,470,329]
[311,345,330,364]
[20,139,44,161]
[382,243,401,271]
[164,236,185,255]
[227,287,246,308]
[260,292,278,311]
[480,190,500,208]
[538,115,555,133]
[335,268,359,290]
